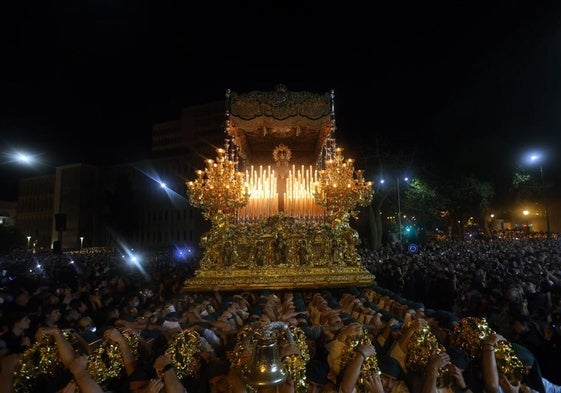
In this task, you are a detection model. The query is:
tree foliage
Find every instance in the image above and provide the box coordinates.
[440,175,495,237]
[352,135,496,245]
[511,170,543,204]
[402,177,446,231]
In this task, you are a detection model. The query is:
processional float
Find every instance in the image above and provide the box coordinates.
[184,85,375,291]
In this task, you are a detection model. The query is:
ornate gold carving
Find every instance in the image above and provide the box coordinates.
[313,145,373,225]
[185,89,375,292]
[186,147,249,225]
[184,212,374,291]
[272,144,292,163]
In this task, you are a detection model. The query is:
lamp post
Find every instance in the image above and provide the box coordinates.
[27,236,31,251]
[80,236,84,250]
[528,153,550,236]
[523,210,530,234]
[397,177,402,244]
[380,175,409,247]
[396,176,410,246]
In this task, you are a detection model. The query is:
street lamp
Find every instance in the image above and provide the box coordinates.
[527,152,550,236]
[80,236,84,250]
[27,236,31,250]
[380,175,410,246]
[2,151,37,166]
[397,178,402,244]
[396,176,410,245]
[523,210,530,231]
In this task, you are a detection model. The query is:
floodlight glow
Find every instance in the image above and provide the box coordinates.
[523,149,551,236]
[525,151,545,166]
[17,153,33,164]
[173,246,193,260]
[2,150,40,166]
[160,182,167,189]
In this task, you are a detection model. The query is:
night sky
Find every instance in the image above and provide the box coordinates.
[1,2,561,201]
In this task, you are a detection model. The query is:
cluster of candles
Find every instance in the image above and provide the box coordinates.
[238,164,326,221]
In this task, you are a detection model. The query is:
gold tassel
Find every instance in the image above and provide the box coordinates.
[405,326,448,387]
[165,328,202,380]
[87,328,140,388]
[13,330,83,393]
[453,317,525,383]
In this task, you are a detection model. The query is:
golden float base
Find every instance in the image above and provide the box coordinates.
[182,265,375,292]
[181,214,376,292]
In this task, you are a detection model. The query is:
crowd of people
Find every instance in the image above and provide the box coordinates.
[0,236,559,393]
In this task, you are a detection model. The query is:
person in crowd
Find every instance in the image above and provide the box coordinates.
[63,354,105,393]
[305,358,331,393]
[102,327,147,390]
[538,309,561,385]
[0,311,32,355]
[41,304,62,328]
[199,358,237,393]
[0,353,23,393]
[480,334,561,393]
[76,315,101,344]
[0,238,560,392]
[325,321,364,378]
[31,326,91,393]
[2,287,32,316]
[378,354,410,393]
[375,318,403,354]
[97,305,121,334]
[338,342,382,393]
[68,297,90,317]
[508,313,544,358]
[153,353,189,393]
[389,318,429,382]
[416,346,471,393]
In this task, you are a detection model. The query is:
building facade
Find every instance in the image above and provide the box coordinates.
[14,100,226,254]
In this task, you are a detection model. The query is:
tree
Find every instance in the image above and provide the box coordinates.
[441,175,495,238]
[401,177,447,240]
[511,169,545,203]
[352,137,417,250]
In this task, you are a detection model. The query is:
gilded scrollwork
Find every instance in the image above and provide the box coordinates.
[184,213,374,291]
[185,88,375,291]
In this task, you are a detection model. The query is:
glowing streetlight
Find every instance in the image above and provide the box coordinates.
[526,152,550,236]
[523,210,530,232]
[396,176,410,245]
[80,236,84,250]
[379,175,411,246]
[2,151,38,166]
[27,236,31,250]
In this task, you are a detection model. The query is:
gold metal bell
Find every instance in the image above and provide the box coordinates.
[242,336,287,388]
[242,321,294,388]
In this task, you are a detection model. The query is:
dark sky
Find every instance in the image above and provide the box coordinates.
[1,2,561,201]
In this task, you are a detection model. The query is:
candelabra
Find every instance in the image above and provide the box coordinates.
[314,145,373,224]
[186,147,250,224]
[184,139,376,291]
